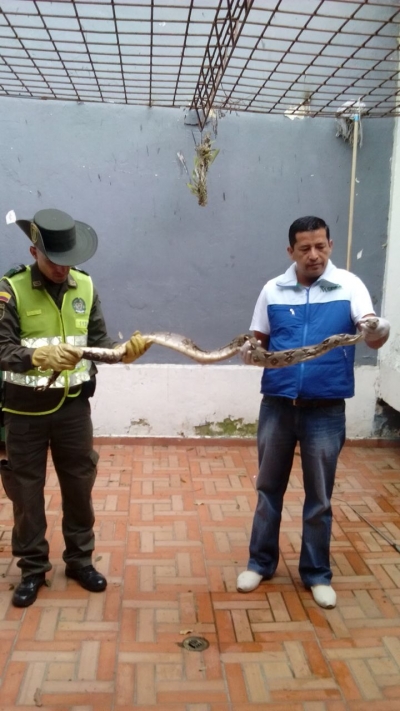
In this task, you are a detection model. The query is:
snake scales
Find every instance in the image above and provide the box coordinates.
[35,318,377,392]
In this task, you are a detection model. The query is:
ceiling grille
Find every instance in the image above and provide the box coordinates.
[0,0,398,122]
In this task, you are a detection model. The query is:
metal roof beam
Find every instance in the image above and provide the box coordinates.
[190,0,254,130]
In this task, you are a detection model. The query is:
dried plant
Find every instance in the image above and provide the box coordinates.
[186,133,220,207]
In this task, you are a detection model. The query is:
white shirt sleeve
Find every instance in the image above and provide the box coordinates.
[350,275,375,324]
[250,286,270,334]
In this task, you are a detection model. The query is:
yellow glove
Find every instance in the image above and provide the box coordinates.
[121,331,151,363]
[32,343,83,371]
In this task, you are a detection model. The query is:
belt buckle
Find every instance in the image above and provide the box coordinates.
[292,398,299,407]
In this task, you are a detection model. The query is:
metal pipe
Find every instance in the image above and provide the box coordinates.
[346,108,360,271]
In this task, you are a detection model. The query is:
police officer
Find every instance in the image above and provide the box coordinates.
[0,208,151,606]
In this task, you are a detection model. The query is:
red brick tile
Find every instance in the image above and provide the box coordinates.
[214,609,236,644]
[224,662,248,703]
[0,661,26,706]
[330,660,363,700]
[303,640,332,678]
[1,442,400,708]
[282,590,308,621]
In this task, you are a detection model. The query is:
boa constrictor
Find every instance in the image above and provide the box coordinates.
[36,318,377,392]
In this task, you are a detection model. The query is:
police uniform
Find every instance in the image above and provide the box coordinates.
[0,260,115,578]
[1,208,149,606]
[0,206,122,605]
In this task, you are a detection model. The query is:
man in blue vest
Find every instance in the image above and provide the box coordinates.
[236,215,390,609]
[0,208,151,606]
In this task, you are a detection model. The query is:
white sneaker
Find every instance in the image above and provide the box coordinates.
[236,570,263,593]
[311,584,337,609]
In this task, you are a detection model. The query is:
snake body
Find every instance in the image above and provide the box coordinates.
[36,321,377,392]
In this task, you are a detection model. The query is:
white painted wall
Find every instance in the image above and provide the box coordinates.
[91,363,378,439]
[89,115,400,441]
[86,112,400,441]
[91,111,400,441]
[91,108,400,442]
[379,116,400,411]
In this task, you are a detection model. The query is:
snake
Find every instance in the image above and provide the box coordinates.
[35,318,377,392]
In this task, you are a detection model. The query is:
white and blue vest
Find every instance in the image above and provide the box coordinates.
[250,261,374,400]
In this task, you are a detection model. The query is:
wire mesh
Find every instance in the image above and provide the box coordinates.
[0,0,398,121]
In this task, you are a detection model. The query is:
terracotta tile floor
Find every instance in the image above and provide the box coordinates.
[1,441,400,710]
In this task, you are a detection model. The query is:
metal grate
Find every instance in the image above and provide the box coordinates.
[182,636,210,651]
[0,0,399,122]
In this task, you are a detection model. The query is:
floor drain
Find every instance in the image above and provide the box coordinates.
[182,636,209,652]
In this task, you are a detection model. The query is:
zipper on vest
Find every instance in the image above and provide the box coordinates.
[60,291,70,391]
[42,289,69,391]
[298,286,310,393]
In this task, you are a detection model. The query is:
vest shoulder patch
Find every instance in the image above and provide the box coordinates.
[3,264,27,279]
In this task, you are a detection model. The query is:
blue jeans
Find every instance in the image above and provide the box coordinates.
[248,396,346,587]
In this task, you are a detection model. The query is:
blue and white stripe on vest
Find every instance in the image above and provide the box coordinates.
[250,260,374,400]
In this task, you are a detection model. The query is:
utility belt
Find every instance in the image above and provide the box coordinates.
[2,376,96,416]
[262,395,345,408]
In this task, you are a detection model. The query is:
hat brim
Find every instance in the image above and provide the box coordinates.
[16,218,98,266]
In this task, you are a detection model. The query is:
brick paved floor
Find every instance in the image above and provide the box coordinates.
[1,441,400,710]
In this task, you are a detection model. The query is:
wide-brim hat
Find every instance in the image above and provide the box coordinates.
[16,208,98,266]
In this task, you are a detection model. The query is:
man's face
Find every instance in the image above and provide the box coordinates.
[287,228,332,286]
[30,246,70,284]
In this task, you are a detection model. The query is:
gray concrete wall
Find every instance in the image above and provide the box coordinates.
[0,97,394,363]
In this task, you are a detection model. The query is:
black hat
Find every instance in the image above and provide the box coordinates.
[16,208,98,266]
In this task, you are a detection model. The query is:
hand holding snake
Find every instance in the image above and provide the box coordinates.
[35,318,378,392]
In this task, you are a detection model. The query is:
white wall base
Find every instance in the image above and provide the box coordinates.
[379,359,400,412]
[345,365,378,439]
[91,364,379,439]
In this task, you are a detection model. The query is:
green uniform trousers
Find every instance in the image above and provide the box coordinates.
[0,396,99,578]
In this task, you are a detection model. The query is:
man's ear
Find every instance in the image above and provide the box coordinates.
[30,245,37,259]
[287,245,294,259]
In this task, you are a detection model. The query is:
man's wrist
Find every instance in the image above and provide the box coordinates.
[364,333,389,349]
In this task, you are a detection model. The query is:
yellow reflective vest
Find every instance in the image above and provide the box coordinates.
[2,267,93,400]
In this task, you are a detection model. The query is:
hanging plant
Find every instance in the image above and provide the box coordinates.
[186,133,220,207]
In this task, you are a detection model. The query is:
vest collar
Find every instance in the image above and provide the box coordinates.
[276,260,341,289]
[30,262,77,289]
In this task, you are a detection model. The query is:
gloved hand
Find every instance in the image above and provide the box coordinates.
[239,339,262,366]
[32,343,83,371]
[121,330,152,363]
[358,317,390,342]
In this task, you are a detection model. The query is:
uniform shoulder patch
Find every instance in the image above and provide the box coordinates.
[3,264,27,279]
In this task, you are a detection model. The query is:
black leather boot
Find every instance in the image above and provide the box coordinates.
[12,573,46,607]
[65,565,107,592]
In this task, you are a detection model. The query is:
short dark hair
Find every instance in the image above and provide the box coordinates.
[288,216,330,247]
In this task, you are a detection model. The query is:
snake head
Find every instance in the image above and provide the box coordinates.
[365,317,379,330]
[233,334,253,348]
[246,336,263,350]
